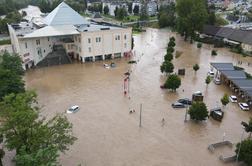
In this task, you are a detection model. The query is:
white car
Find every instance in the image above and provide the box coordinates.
[214,78,221,85]
[193,91,202,96]
[229,95,237,103]
[66,105,79,113]
[208,71,214,77]
[238,103,249,111]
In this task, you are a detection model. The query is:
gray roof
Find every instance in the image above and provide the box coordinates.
[220,70,247,79]
[43,2,89,26]
[77,23,122,32]
[231,79,252,89]
[211,63,234,71]
[215,27,235,38]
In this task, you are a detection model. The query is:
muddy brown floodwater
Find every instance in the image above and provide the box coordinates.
[22,28,252,166]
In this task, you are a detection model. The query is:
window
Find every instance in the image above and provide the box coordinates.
[48,37,50,41]
[75,36,77,41]
[25,42,27,49]
[36,39,40,45]
[78,37,81,43]
[88,38,91,43]
[79,47,81,52]
[124,34,127,40]
[115,35,120,40]
[68,45,71,49]
[88,47,91,52]
[96,37,101,43]
[124,43,127,48]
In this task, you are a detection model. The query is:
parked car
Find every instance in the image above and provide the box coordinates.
[207,71,214,77]
[229,95,237,103]
[177,98,192,105]
[210,107,224,121]
[238,103,250,111]
[193,91,202,96]
[172,102,186,108]
[66,105,79,113]
[214,78,221,85]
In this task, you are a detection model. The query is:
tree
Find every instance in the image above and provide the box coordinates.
[0,69,25,100]
[167,47,174,53]
[205,75,211,87]
[115,7,127,20]
[193,64,200,73]
[188,102,209,121]
[168,40,176,48]
[164,52,173,61]
[103,5,109,15]
[0,52,25,100]
[235,139,252,165]
[1,52,24,76]
[139,4,149,20]
[133,5,139,15]
[164,74,181,91]
[176,0,208,41]
[158,3,176,28]
[0,91,77,164]
[160,61,174,74]
[114,6,118,17]
[221,93,229,107]
[127,2,133,14]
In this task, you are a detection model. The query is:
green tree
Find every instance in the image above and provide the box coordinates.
[168,40,176,48]
[103,5,109,15]
[176,0,208,41]
[0,52,25,100]
[133,5,139,15]
[164,52,173,61]
[167,46,175,53]
[160,61,174,74]
[188,102,208,121]
[164,74,181,91]
[0,91,77,164]
[15,145,58,166]
[158,3,176,28]
[235,139,252,165]
[0,69,25,100]
[127,2,133,14]
[193,64,200,73]
[221,93,229,107]
[115,7,127,20]
[1,52,24,76]
[139,4,149,21]
[205,75,211,87]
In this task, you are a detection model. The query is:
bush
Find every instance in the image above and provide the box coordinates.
[235,139,252,165]
[197,42,202,48]
[0,39,11,45]
[211,50,217,56]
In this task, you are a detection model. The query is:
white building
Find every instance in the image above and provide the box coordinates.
[103,1,128,16]
[8,2,132,69]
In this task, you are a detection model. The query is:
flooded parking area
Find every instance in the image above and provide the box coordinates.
[24,28,252,166]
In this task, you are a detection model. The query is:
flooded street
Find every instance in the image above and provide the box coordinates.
[24,28,252,166]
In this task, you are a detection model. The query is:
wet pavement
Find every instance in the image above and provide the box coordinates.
[23,28,252,166]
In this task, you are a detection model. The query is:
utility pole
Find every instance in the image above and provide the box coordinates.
[139,103,142,127]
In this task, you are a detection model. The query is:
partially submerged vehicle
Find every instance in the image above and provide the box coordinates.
[66,105,79,114]
[210,107,224,121]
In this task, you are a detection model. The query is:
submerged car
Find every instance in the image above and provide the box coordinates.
[214,78,221,85]
[229,95,237,103]
[238,103,249,111]
[177,98,192,105]
[210,107,224,121]
[207,71,215,77]
[172,102,186,108]
[66,105,79,113]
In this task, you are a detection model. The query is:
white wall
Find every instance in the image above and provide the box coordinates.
[80,28,132,59]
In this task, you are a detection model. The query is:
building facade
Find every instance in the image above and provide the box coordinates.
[8,2,132,69]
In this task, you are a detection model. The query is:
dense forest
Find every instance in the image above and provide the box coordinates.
[0,0,87,34]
